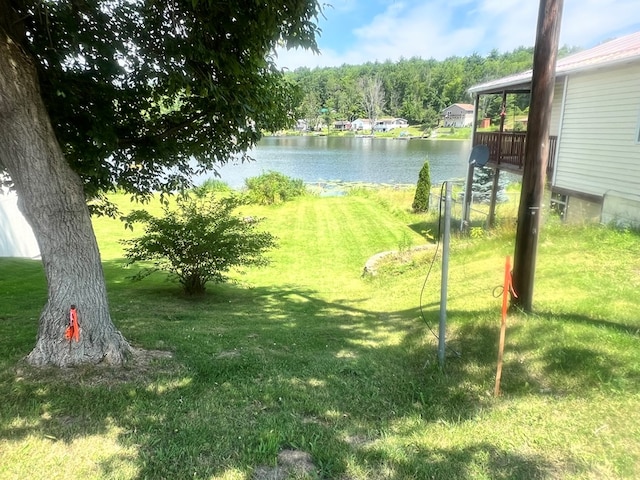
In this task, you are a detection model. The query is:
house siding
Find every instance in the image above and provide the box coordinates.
[442,104,474,128]
[553,63,640,199]
[0,192,40,258]
[548,78,565,136]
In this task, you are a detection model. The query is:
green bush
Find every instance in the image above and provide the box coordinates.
[412,159,431,213]
[244,171,306,205]
[194,178,232,194]
[121,193,277,295]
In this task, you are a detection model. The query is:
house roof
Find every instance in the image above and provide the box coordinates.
[444,103,475,112]
[469,30,640,94]
[376,117,408,123]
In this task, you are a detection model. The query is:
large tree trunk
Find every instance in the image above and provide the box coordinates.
[0,32,131,366]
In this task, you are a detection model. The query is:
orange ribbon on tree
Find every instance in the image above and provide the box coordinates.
[64,305,80,342]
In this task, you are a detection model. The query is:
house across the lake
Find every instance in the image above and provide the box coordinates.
[468,31,640,227]
[442,103,475,128]
[373,117,409,132]
[351,118,372,132]
[350,117,408,133]
[333,120,351,131]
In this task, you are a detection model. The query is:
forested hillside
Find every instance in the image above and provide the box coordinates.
[286,46,578,130]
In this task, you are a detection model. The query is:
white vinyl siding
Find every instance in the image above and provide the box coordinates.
[548,78,565,136]
[553,63,640,198]
[442,105,474,127]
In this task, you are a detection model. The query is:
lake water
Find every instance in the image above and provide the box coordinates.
[197,136,472,189]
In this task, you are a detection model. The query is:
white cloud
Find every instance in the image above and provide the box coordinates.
[474,0,537,45]
[326,1,487,63]
[560,0,640,47]
[322,0,359,14]
[276,0,640,70]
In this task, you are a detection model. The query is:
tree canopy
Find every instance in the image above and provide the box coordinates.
[2,0,321,199]
[0,0,322,367]
[287,46,579,128]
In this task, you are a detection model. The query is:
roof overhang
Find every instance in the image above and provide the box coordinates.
[469,31,640,96]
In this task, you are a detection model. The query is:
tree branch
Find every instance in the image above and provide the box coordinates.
[117,111,207,149]
[0,0,26,44]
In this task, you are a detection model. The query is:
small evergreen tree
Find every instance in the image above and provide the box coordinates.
[412,160,432,212]
[472,167,508,203]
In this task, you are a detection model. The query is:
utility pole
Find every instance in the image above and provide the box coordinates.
[512,0,563,312]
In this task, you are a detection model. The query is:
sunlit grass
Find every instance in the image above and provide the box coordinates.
[1,423,139,480]
[1,187,639,479]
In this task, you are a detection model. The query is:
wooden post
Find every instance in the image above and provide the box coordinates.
[461,161,475,231]
[488,91,508,228]
[487,167,500,228]
[461,95,482,231]
[512,0,563,311]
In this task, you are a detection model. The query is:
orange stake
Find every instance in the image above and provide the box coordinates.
[494,256,515,396]
[64,305,80,342]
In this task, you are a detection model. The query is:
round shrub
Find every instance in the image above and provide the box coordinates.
[121,193,277,295]
[244,171,306,205]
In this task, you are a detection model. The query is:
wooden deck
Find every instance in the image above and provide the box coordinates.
[473,131,557,177]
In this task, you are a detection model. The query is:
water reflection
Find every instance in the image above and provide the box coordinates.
[196,136,472,189]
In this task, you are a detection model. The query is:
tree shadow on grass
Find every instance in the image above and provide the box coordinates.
[536,310,640,336]
[359,442,554,480]
[1,262,638,478]
[449,313,640,396]
[407,220,433,238]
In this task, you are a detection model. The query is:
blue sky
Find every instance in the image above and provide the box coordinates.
[276,0,640,69]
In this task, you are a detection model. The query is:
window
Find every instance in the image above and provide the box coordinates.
[550,192,568,220]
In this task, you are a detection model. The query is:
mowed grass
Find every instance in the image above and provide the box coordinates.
[1,188,639,479]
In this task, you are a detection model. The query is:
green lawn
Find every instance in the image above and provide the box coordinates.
[1,188,639,479]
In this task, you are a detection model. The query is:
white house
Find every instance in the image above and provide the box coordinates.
[333,120,351,131]
[351,118,372,132]
[442,103,475,128]
[468,31,640,226]
[373,117,409,132]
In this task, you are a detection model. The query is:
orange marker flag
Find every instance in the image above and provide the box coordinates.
[495,256,516,396]
[64,305,80,342]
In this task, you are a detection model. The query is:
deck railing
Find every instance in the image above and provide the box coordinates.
[473,131,557,177]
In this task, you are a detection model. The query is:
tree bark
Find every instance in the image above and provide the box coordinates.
[0,33,131,366]
[359,77,384,135]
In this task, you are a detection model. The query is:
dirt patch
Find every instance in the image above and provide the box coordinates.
[216,349,241,359]
[362,243,436,276]
[253,449,316,479]
[14,348,180,387]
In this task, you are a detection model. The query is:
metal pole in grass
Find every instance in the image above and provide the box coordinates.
[439,181,452,368]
